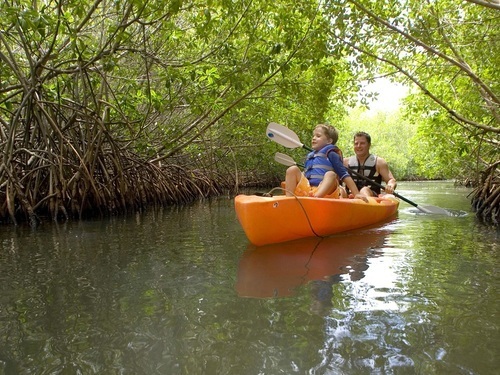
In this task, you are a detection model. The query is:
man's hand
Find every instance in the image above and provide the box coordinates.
[385,184,395,194]
[385,179,397,194]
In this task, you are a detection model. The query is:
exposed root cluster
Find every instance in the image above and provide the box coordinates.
[0,149,233,226]
[471,161,500,225]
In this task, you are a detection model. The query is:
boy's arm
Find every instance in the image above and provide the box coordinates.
[329,152,350,181]
[342,176,360,196]
[329,152,365,199]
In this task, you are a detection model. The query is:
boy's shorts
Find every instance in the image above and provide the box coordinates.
[284,173,341,199]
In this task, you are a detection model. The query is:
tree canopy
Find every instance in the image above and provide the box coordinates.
[0,0,498,224]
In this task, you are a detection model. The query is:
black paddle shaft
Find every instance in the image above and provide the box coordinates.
[346,168,419,208]
[300,143,419,209]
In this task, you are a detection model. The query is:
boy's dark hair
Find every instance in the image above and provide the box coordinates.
[354,131,371,144]
[316,124,339,144]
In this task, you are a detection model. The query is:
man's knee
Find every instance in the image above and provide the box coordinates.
[360,186,375,196]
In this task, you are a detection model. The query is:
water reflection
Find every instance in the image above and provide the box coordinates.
[236,229,389,300]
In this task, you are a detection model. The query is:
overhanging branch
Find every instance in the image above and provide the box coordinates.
[465,0,500,11]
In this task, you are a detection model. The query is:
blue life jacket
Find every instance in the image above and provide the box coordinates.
[347,154,383,194]
[304,144,342,186]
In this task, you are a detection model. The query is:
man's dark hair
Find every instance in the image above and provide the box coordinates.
[354,131,371,144]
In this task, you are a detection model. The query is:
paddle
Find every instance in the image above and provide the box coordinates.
[274,152,304,168]
[267,123,449,215]
[267,122,314,152]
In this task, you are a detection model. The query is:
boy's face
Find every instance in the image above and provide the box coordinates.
[312,127,332,151]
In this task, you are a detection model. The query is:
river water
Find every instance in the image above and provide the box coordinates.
[0,181,498,374]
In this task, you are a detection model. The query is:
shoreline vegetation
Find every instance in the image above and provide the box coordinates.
[1,154,497,226]
[0,151,280,226]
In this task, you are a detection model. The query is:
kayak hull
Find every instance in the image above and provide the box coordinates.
[234,194,399,246]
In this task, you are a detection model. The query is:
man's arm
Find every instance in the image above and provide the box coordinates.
[377,157,397,194]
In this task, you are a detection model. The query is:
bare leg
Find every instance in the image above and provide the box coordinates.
[314,171,339,197]
[359,186,376,197]
[285,166,302,196]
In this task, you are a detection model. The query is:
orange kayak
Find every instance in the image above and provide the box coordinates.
[234,194,399,246]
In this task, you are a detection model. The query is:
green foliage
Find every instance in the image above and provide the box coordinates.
[405,98,470,180]
[339,107,419,180]
[331,0,499,182]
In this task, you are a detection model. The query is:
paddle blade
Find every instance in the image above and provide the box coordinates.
[266,122,304,149]
[274,152,297,167]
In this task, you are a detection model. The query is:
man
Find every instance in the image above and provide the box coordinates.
[343,131,397,197]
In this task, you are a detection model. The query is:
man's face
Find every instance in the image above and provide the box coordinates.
[353,136,370,157]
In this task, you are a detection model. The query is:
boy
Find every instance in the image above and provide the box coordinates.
[285,124,362,198]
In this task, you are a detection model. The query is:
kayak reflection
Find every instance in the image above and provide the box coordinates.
[236,230,389,299]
